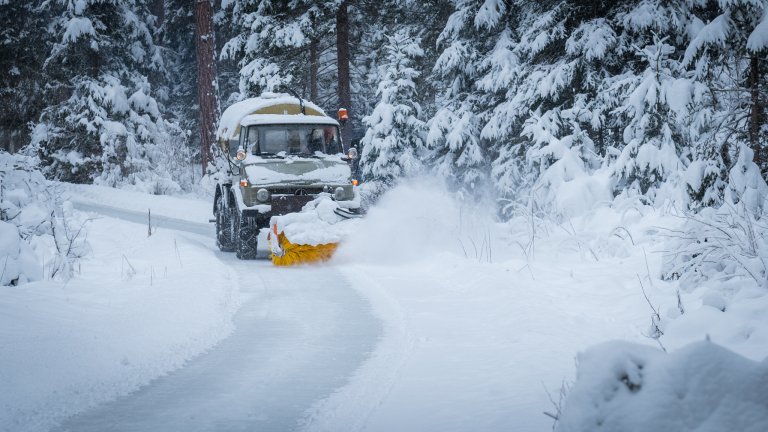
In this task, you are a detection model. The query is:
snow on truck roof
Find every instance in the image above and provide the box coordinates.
[216,93,331,140]
[240,114,339,127]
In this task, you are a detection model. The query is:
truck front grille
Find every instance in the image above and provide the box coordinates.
[271,195,315,215]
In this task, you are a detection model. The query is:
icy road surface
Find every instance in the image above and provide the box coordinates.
[56,203,381,432]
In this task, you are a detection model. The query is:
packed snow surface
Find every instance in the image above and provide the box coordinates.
[59,182,213,223]
[1,184,379,432]
[51,261,380,432]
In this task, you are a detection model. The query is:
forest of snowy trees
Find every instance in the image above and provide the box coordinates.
[1,0,768,214]
[2,3,768,427]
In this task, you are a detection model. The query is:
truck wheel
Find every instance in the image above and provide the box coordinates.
[234,211,258,260]
[215,196,235,252]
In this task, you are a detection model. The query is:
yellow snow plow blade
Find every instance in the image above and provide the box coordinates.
[267,199,361,266]
[270,230,338,266]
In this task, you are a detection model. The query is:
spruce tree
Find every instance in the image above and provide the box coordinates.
[612,37,686,203]
[684,0,768,203]
[360,29,426,194]
[220,0,339,101]
[31,0,185,192]
[0,1,49,153]
[160,0,198,159]
[428,0,500,195]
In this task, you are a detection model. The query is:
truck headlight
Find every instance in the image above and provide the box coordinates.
[256,188,270,202]
[333,187,346,201]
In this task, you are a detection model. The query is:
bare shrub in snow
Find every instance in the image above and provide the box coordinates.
[500,188,556,261]
[49,208,91,281]
[0,152,89,285]
[663,145,768,289]
[663,203,767,289]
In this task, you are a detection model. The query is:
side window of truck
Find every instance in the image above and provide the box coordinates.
[247,126,259,153]
[238,127,246,154]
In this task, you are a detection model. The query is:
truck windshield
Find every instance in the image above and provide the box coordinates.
[249,124,342,156]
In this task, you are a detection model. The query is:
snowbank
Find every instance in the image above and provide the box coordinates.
[0,152,59,285]
[0,221,41,286]
[661,284,768,361]
[557,341,768,432]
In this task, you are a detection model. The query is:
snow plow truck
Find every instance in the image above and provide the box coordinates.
[213,92,361,263]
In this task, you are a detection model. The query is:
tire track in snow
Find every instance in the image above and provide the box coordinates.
[299,267,416,432]
[52,200,383,432]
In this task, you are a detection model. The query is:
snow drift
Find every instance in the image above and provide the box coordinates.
[557,341,768,432]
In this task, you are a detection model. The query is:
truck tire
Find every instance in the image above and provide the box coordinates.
[215,196,235,252]
[234,210,258,260]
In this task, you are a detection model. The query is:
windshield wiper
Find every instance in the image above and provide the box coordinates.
[256,153,284,159]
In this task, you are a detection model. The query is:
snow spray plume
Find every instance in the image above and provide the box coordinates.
[335,176,502,265]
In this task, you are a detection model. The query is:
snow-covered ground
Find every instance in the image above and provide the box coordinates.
[306,182,768,431]
[0,192,239,432]
[52,260,380,432]
[2,181,767,431]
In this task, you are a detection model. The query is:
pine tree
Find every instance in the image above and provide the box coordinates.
[428,0,501,195]
[684,0,768,204]
[348,0,446,146]
[360,29,426,194]
[160,0,198,161]
[611,36,686,203]
[220,0,339,101]
[474,1,697,212]
[30,0,186,192]
[0,1,49,153]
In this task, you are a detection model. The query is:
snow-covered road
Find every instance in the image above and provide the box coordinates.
[72,201,213,237]
[10,183,762,432]
[53,202,381,432]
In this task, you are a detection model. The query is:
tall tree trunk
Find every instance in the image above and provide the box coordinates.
[749,55,766,175]
[151,0,164,27]
[309,38,319,102]
[194,0,220,177]
[336,1,352,145]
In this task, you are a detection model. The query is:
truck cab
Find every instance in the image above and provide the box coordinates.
[213,93,359,259]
